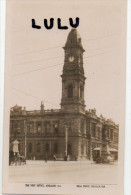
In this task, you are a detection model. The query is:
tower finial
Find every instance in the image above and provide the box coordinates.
[41,101,44,112]
[64,29,85,52]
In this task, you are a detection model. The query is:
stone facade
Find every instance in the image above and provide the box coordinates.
[9,29,119,161]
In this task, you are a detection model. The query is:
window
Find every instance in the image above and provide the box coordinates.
[44,121,51,134]
[80,85,83,98]
[54,143,58,154]
[28,123,34,133]
[96,127,100,139]
[92,123,96,137]
[68,85,73,98]
[29,143,32,153]
[37,123,41,133]
[104,128,109,139]
[81,145,84,155]
[114,133,118,143]
[37,143,41,153]
[80,120,85,134]
[45,143,49,153]
[68,144,72,155]
[110,129,113,141]
[54,122,59,134]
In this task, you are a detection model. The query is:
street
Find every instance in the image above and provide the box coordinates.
[9,160,118,184]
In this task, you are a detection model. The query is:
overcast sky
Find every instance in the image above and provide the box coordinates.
[5,0,126,124]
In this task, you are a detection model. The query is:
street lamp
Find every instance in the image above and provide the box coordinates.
[24,119,27,159]
[64,121,69,161]
[65,126,68,157]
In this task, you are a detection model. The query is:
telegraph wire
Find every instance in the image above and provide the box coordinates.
[83,33,116,42]
[84,49,116,60]
[13,48,116,77]
[13,33,117,56]
[13,45,62,56]
[13,63,63,77]
[14,55,64,66]
[13,44,119,66]
[12,88,60,107]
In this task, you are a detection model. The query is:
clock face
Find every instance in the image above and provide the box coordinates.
[69,56,74,62]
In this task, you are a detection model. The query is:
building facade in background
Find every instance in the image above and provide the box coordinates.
[10,29,119,161]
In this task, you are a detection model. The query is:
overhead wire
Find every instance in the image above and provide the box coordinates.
[13,44,118,66]
[12,88,60,107]
[13,48,117,77]
[13,33,117,56]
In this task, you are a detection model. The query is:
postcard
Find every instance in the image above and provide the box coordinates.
[2,0,126,194]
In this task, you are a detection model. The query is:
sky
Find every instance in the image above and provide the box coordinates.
[5,0,126,124]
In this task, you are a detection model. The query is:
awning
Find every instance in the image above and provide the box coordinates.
[93,147,118,152]
[93,147,100,151]
[109,148,118,152]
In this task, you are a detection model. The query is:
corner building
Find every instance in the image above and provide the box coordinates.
[10,29,119,161]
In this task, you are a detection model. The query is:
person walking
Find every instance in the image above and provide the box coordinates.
[45,153,48,163]
[53,154,56,161]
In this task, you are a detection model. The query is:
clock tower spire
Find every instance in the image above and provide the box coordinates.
[61,29,86,113]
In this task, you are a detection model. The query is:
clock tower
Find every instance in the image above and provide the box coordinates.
[61,29,86,113]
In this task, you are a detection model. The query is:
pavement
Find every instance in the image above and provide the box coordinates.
[9,160,118,184]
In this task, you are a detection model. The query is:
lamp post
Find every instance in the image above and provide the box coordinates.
[65,126,68,157]
[24,119,27,158]
[64,121,69,161]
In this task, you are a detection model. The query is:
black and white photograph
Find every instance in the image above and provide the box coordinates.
[2,0,126,194]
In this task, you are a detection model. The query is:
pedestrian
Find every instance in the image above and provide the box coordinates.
[53,154,56,161]
[45,154,48,163]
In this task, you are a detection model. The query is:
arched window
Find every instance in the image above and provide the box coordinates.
[80,85,83,99]
[68,144,72,155]
[68,85,73,98]
[29,143,32,153]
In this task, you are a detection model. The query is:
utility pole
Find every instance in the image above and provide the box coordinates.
[24,119,27,158]
[65,126,68,157]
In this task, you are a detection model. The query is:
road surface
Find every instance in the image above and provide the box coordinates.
[9,160,118,184]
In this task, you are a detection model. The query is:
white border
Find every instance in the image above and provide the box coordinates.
[0,0,6,195]
[124,0,131,195]
[0,0,131,194]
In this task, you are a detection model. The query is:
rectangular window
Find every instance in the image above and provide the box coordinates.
[96,127,100,139]
[29,143,32,153]
[44,121,51,134]
[110,129,113,141]
[54,143,58,153]
[37,143,41,153]
[92,123,96,137]
[28,123,34,133]
[81,120,84,134]
[45,143,49,153]
[37,123,41,133]
[53,122,59,134]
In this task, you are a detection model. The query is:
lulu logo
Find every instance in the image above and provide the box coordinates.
[31,17,79,30]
